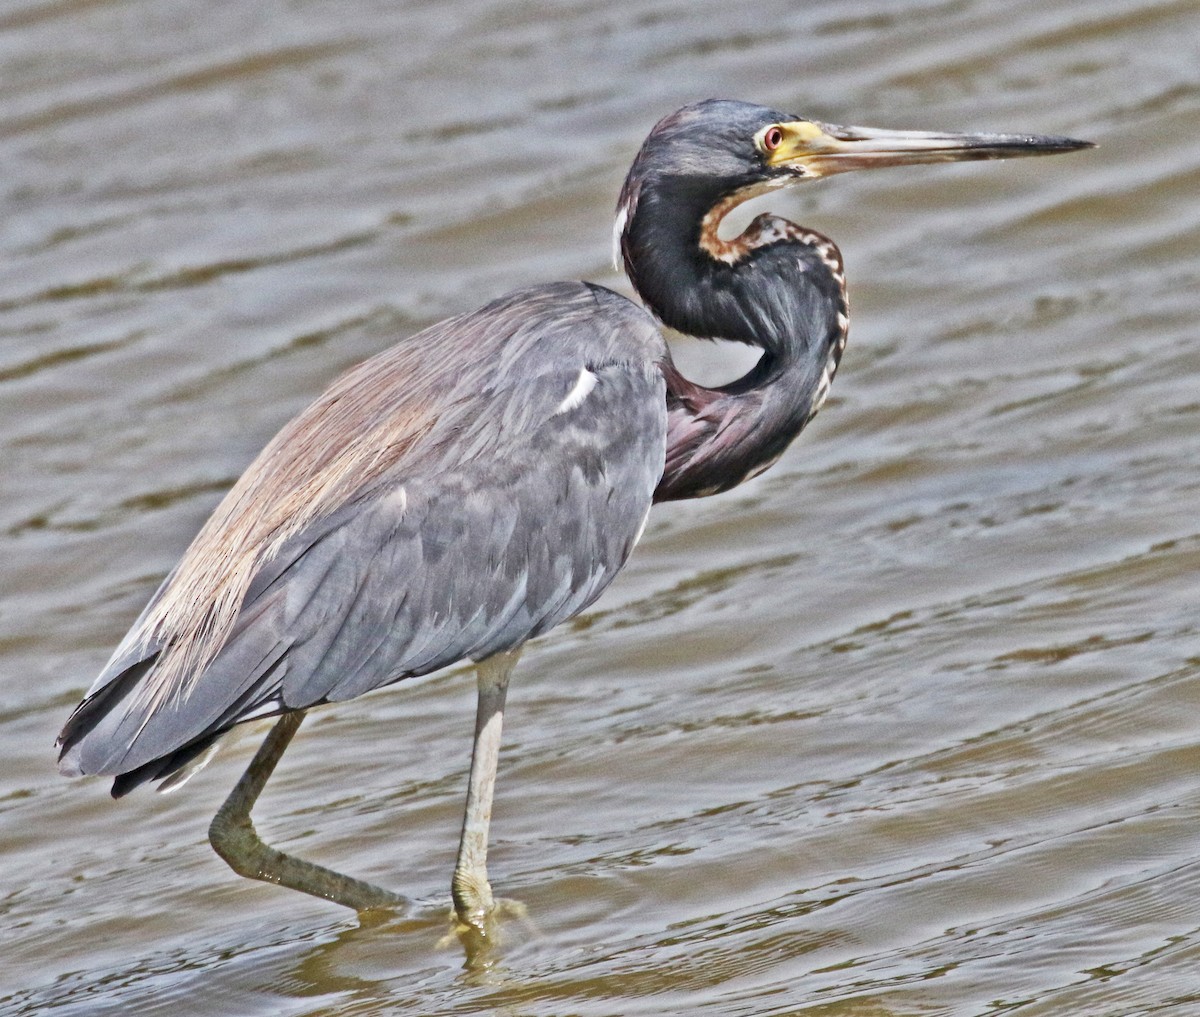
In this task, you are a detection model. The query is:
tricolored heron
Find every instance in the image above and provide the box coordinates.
[57,99,1090,933]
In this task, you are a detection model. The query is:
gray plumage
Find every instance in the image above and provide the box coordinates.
[55,100,1089,925]
[59,281,666,792]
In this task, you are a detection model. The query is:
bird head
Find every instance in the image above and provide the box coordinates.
[614,98,1093,268]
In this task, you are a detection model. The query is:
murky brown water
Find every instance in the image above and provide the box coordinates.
[2,0,1198,1013]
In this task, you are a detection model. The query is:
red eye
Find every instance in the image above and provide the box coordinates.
[762,126,783,151]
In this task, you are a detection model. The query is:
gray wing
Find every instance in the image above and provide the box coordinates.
[58,282,667,788]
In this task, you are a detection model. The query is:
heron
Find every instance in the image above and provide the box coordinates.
[57,99,1091,934]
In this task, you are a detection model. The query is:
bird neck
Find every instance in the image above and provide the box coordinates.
[619,178,849,502]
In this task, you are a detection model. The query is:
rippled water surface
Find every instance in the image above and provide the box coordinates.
[2,0,1198,1013]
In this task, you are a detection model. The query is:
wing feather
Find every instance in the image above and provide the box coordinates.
[58,282,667,787]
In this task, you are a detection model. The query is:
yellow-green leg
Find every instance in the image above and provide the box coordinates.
[451,648,521,931]
[208,709,405,911]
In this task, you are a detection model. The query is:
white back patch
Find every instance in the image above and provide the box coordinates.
[631,508,650,549]
[554,368,599,415]
[612,202,630,271]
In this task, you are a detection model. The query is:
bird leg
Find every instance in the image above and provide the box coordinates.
[208,709,405,911]
[451,648,521,931]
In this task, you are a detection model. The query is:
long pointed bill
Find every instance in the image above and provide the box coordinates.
[765,120,1094,178]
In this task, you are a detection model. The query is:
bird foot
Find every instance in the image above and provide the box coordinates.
[439,897,536,961]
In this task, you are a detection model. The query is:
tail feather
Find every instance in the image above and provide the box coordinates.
[110,730,227,798]
[57,654,160,777]
[57,586,293,791]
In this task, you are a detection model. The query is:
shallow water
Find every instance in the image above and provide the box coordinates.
[2,0,1198,1013]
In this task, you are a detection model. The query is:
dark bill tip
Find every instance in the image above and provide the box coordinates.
[956,133,1096,156]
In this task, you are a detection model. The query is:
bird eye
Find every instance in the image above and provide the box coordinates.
[761,126,784,152]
